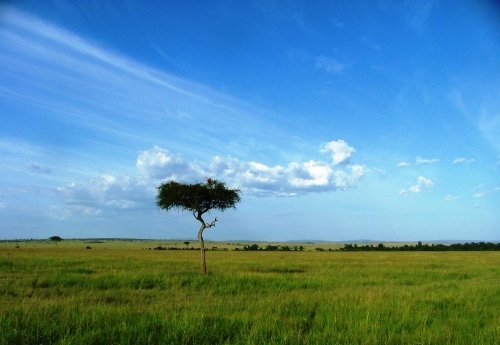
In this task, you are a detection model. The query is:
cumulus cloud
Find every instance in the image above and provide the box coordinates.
[136,146,197,180]
[135,140,363,196]
[400,176,434,196]
[288,161,332,189]
[397,161,411,168]
[57,140,366,215]
[320,140,355,165]
[333,165,366,190]
[415,156,440,165]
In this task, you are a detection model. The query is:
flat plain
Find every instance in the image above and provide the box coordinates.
[1,240,499,344]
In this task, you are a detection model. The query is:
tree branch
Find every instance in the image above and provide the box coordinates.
[206,217,218,228]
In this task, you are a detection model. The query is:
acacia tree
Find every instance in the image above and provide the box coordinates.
[49,235,62,247]
[156,178,241,274]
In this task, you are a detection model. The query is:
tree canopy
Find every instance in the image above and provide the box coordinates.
[156,178,240,216]
[49,236,62,247]
[156,178,241,273]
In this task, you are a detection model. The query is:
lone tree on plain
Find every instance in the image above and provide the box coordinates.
[49,236,62,247]
[156,178,241,274]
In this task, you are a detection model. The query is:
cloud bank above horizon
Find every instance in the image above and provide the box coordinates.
[57,140,365,218]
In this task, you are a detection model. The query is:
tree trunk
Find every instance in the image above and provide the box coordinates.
[197,224,207,274]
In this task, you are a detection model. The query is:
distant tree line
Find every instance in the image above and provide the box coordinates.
[341,241,500,251]
[150,246,228,251]
[239,244,305,251]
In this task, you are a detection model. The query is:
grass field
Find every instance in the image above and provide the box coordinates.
[1,241,499,344]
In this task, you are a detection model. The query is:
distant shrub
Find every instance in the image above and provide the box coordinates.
[243,244,260,251]
[242,244,307,251]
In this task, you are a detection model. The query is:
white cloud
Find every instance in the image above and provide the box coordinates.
[231,161,285,194]
[418,176,434,187]
[320,140,355,165]
[452,157,475,165]
[0,202,7,209]
[57,174,151,216]
[415,156,440,165]
[400,175,434,196]
[316,56,345,74]
[397,161,411,168]
[209,153,364,196]
[136,146,197,180]
[104,199,137,209]
[57,140,365,215]
[288,161,332,189]
[333,165,366,190]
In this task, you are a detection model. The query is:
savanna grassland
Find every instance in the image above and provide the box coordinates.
[1,241,499,345]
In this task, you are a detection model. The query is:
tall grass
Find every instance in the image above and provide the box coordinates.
[1,245,499,344]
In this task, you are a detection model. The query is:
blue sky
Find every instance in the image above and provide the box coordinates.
[1,0,499,241]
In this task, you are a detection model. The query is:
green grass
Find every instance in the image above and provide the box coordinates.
[1,242,499,344]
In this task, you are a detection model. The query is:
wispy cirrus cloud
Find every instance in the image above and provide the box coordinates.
[472,184,500,198]
[398,156,440,168]
[452,157,475,165]
[400,156,475,167]
[0,8,368,227]
[449,87,500,155]
[0,6,299,163]
[478,110,500,153]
